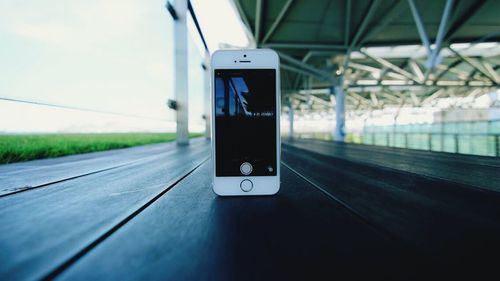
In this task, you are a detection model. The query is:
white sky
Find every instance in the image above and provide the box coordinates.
[0,0,248,133]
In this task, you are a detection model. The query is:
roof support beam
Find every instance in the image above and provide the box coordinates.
[410,92,420,106]
[344,0,352,46]
[234,0,251,31]
[281,64,327,82]
[278,52,332,80]
[293,94,332,108]
[482,61,500,84]
[380,92,402,103]
[465,88,484,99]
[377,67,388,82]
[438,64,470,80]
[292,51,317,91]
[349,62,407,81]
[262,43,346,51]
[233,0,256,46]
[348,62,382,75]
[407,0,431,54]
[262,0,294,44]
[409,60,425,82]
[348,92,371,106]
[435,59,462,81]
[424,0,454,79]
[343,0,380,68]
[449,47,498,84]
[361,51,420,83]
[346,95,359,107]
[302,51,314,63]
[346,81,492,89]
[354,0,406,50]
[291,94,308,102]
[255,0,263,44]
[349,0,380,51]
[315,0,334,40]
[421,89,444,106]
[386,72,407,80]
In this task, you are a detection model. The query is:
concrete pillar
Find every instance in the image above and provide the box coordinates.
[333,78,345,142]
[203,52,211,139]
[174,0,189,145]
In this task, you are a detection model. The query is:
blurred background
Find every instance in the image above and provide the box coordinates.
[1,0,499,163]
[0,0,238,163]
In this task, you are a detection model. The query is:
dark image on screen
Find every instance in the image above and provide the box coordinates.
[214,69,277,177]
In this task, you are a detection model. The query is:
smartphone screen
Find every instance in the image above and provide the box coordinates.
[214,69,277,177]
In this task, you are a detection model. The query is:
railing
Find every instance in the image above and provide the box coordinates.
[360,119,500,157]
[361,132,500,157]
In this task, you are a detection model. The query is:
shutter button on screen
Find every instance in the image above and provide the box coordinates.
[240,162,253,175]
[240,179,253,192]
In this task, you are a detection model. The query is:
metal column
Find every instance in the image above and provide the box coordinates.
[333,79,345,142]
[173,0,189,145]
[288,98,294,140]
[203,53,211,139]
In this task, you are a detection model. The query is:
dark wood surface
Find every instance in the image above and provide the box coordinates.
[57,162,419,281]
[282,143,500,259]
[0,140,209,280]
[0,140,201,197]
[1,138,499,280]
[286,138,500,192]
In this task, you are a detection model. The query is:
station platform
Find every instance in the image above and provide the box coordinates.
[1,138,499,280]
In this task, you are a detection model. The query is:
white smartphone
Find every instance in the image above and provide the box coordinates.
[211,49,281,196]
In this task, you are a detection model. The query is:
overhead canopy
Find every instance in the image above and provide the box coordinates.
[233,0,500,110]
[236,0,500,50]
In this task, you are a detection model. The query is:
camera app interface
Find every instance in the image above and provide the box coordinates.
[215,69,277,177]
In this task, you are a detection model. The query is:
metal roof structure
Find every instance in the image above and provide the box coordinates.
[233,0,500,112]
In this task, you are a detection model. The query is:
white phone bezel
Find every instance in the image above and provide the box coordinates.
[210,49,281,196]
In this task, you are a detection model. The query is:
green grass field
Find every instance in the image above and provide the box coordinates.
[0,132,203,164]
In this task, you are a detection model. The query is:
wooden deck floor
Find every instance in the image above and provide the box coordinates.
[1,138,499,280]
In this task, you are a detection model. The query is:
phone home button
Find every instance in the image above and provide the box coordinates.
[240,179,253,192]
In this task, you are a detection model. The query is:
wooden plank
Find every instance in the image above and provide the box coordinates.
[286,139,500,192]
[289,138,500,169]
[0,141,209,280]
[0,139,205,196]
[57,162,421,280]
[281,144,500,271]
[298,138,500,167]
